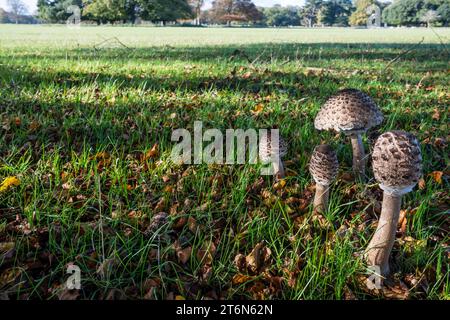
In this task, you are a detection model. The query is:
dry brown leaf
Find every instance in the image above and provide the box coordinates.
[57,288,80,300]
[143,143,159,161]
[418,177,426,190]
[232,273,253,285]
[196,241,216,266]
[431,108,440,120]
[174,241,192,264]
[245,242,272,274]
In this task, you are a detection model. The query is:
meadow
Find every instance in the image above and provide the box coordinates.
[0,25,448,300]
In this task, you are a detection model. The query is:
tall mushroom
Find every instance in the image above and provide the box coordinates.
[314,89,383,179]
[309,144,339,212]
[259,132,288,180]
[366,131,422,278]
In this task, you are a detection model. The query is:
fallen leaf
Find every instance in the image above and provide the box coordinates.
[429,171,443,184]
[245,242,272,275]
[143,144,159,161]
[57,288,80,300]
[431,108,440,120]
[174,241,192,264]
[232,274,253,285]
[251,103,264,115]
[0,177,20,193]
[418,178,426,190]
[144,212,168,236]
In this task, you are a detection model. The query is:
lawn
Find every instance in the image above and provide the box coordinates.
[0,25,448,300]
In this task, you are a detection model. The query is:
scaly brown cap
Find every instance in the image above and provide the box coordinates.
[259,134,288,162]
[314,89,383,134]
[309,144,339,186]
[372,131,422,196]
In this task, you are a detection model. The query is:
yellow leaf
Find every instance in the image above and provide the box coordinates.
[273,179,286,190]
[429,171,443,184]
[0,177,20,193]
[232,273,253,285]
[251,103,264,115]
[175,295,185,300]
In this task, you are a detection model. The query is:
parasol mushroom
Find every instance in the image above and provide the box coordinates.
[309,144,339,212]
[366,130,422,279]
[314,89,383,179]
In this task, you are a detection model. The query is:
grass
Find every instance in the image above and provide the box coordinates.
[0,25,448,300]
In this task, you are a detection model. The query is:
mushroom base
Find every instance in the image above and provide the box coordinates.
[273,158,285,180]
[365,192,402,279]
[313,183,329,213]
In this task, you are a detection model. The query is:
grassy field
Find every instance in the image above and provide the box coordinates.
[0,25,448,300]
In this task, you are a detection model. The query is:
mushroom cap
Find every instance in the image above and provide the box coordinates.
[259,134,288,162]
[372,131,422,195]
[314,89,383,134]
[309,144,339,186]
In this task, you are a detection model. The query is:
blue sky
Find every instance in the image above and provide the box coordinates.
[0,0,390,15]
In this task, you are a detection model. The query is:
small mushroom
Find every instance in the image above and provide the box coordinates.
[366,131,422,279]
[259,133,288,180]
[314,89,383,179]
[309,144,339,212]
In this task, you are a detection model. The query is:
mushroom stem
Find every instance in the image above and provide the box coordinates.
[365,192,402,278]
[313,183,329,213]
[350,134,366,179]
[273,158,285,180]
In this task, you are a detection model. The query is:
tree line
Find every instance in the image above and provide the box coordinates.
[1,0,449,27]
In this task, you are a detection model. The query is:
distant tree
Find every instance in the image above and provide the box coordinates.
[380,0,448,26]
[0,8,12,23]
[38,0,83,23]
[7,0,27,23]
[234,0,263,23]
[136,0,193,24]
[436,2,449,25]
[262,5,300,27]
[420,9,440,27]
[349,0,374,26]
[209,0,262,25]
[299,0,323,27]
[317,0,352,26]
[189,0,203,25]
[83,0,129,24]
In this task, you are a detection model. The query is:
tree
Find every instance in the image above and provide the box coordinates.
[349,0,375,26]
[7,0,27,23]
[209,0,262,25]
[234,0,263,23]
[299,0,323,27]
[0,8,12,23]
[189,0,204,25]
[316,0,352,26]
[420,9,440,27]
[38,0,83,23]
[136,0,193,24]
[262,5,301,27]
[436,2,449,25]
[83,0,132,23]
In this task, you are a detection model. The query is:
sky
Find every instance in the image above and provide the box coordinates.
[0,0,391,15]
